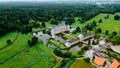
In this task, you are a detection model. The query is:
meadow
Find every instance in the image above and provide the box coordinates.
[71,12,120,35]
[0,32,56,68]
[70,59,95,68]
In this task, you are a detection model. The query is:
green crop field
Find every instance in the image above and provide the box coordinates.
[0,32,56,68]
[70,59,95,68]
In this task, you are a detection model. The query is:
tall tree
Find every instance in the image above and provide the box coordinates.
[105,30,109,35]
[114,15,120,20]
[95,28,102,33]
[76,27,81,32]
[111,31,117,37]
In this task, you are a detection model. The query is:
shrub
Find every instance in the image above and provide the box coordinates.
[7,39,12,45]
[84,57,90,63]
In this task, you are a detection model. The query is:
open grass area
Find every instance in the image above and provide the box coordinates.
[0,42,56,68]
[71,13,108,28]
[70,59,95,68]
[71,12,120,35]
[0,32,56,68]
[0,32,17,49]
[0,33,31,64]
[48,39,66,49]
[97,13,120,35]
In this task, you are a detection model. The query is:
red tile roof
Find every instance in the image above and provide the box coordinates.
[109,59,120,68]
[93,57,106,66]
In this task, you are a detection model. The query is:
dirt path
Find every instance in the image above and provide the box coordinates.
[51,52,63,68]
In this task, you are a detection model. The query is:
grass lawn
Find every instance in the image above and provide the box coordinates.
[97,13,120,35]
[71,12,120,35]
[0,33,31,64]
[70,59,95,68]
[48,39,66,49]
[0,42,56,68]
[0,32,17,49]
[71,13,108,28]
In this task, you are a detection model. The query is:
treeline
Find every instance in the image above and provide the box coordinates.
[0,3,120,36]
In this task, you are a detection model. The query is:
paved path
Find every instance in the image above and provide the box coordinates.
[33,32,51,44]
[54,35,66,43]
[109,44,120,54]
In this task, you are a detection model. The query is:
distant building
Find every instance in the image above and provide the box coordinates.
[93,56,106,67]
[109,59,120,68]
[51,24,70,38]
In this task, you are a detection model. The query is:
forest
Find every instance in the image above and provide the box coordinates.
[0,3,120,36]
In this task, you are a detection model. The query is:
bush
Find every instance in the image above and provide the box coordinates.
[111,36,120,45]
[7,39,12,45]
[53,49,72,58]
[28,36,38,47]
[114,15,120,20]
[84,57,90,63]
[105,37,111,42]
[111,31,117,37]
[83,46,89,50]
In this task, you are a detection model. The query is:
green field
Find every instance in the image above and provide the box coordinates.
[97,13,120,35]
[0,32,56,68]
[71,13,120,35]
[71,13,111,28]
[48,39,66,49]
[70,59,95,68]
[0,32,17,49]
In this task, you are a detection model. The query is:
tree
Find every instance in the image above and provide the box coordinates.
[28,36,38,47]
[84,57,90,63]
[41,22,46,27]
[76,27,81,32]
[95,28,102,33]
[88,40,91,45]
[7,39,12,45]
[47,29,51,35]
[111,31,117,37]
[28,40,32,46]
[111,36,120,45]
[107,15,109,19]
[63,52,72,58]
[105,30,109,35]
[53,49,62,56]
[21,25,32,34]
[92,20,97,27]
[98,19,102,23]
[92,40,96,45]
[31,36,38,45]
[114,15,120,20]
[72,30,77,34]
[83,46,89,50]
[105,37,111,42]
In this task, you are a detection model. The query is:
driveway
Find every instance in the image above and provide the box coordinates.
[33,32,51,44]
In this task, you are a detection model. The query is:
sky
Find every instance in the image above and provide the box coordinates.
[0,0,119,2]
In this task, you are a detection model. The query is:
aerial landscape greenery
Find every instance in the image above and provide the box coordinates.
[0,1,120,68]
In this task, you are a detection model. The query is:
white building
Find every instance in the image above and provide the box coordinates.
[65,34,94,48]
[51,24,70,38]
[65,34,84,48]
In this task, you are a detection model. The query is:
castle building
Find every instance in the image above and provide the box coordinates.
[51,24,70,38]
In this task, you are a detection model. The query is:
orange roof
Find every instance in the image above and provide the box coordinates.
[93,57,106,66]
[109,59,120,68]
